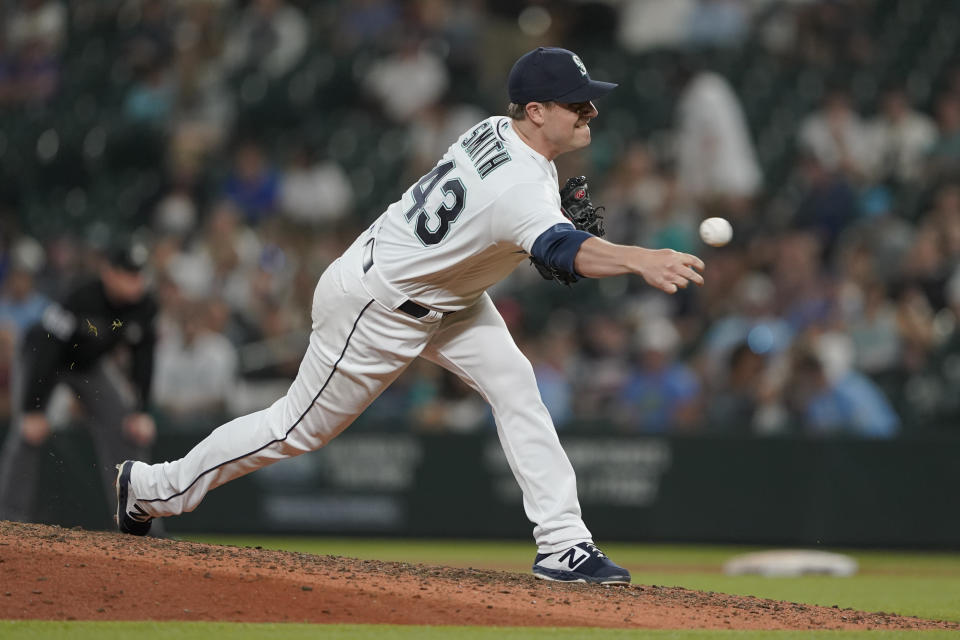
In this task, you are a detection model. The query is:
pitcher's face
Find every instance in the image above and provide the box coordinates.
[542,101,598,154]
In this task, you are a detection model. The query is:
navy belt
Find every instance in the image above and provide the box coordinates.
[362,239,435,320]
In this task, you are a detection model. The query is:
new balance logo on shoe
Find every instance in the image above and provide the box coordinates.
[130,503,151,523]
[559,547,589,570]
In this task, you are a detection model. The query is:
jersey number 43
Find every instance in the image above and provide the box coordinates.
[403,160,466,246]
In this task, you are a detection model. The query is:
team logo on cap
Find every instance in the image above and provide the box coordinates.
[571,54,587,76]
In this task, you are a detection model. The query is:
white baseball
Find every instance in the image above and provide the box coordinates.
[699,217,733,247]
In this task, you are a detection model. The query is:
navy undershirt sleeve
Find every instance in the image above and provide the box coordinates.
[530,223,594,279]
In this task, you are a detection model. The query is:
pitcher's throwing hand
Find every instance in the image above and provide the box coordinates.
[637,248,706,294]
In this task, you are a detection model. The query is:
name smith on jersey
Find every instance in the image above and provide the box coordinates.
[461,121,512,179]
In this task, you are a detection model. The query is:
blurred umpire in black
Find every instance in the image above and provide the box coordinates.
[0,241,158,524]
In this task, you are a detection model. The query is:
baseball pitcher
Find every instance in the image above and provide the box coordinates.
[116,47,705,584]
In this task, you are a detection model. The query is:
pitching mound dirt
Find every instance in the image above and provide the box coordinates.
[0,521,956,630]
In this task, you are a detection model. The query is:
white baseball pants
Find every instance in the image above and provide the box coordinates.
[131,240,591,552]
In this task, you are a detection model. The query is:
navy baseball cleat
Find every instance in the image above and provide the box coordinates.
[532,542,631,584]
[115,461,152,536]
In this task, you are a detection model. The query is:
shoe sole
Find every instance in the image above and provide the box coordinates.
[114,461,151,536]
[534,573,586,584]
[532,567,631,585]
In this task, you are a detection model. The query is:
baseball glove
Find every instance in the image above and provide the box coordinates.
[530,176,606,286]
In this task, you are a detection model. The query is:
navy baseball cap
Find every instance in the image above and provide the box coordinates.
[508,47,617,104]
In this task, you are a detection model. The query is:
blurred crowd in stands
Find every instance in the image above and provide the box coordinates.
[1,0,960,439]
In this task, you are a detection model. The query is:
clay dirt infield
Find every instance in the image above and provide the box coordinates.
[0,521,957,630]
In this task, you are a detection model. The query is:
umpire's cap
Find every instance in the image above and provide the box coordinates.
[106,241,149,273]
[508,47,617,104]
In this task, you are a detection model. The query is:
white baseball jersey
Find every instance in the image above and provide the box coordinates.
[126,115,593,555]
[369,116,571,311]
